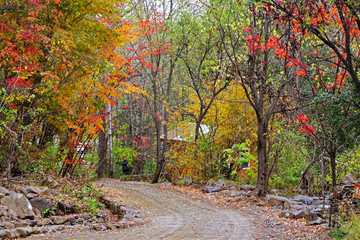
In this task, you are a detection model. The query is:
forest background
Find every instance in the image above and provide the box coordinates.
[1,0,360,236]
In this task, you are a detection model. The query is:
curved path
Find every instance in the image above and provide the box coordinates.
[28,179,254,240]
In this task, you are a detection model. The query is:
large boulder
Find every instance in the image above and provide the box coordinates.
[0,205,19,221]
[293,195,313,205]
[0,191,35,220]
[288,209,308,219]
[30,197,52,213]
[307,217,326,225]
[266,195,291,207]
[202,179,227,193]
[20,187,40,200]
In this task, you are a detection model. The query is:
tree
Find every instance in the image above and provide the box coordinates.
[0,0,141,178]
[124,0,184,183]
[269,0,360,96]
[268,0,360,189]
[177,10,234,142]
[212,0,305,196]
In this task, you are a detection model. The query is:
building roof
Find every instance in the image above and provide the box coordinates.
[160,123,210,142]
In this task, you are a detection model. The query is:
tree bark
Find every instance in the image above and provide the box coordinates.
[96,114,108,178]
[108,104,113,178]
[329,151,337,190]
[256,117,268,196]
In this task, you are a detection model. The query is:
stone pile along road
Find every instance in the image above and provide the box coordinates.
[27,178,254,240]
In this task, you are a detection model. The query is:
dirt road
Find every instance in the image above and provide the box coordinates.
[29,178,254,240]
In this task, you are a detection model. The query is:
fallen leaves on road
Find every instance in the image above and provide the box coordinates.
[155,184,331,240]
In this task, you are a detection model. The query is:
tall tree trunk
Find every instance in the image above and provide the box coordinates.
[329,151,337,190]
[132,100,144,174]
[96,114,108,178]
[108,104,113,177]
[151,77,162,183]
[256,116,268,197]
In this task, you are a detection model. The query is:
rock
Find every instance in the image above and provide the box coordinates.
[340,174,357,185]
[305,211,321,222]
[14,222,27,228]
[0,191,35,220]
[238,185,256,191]
[0,206,8,217]
[289,202,307,210]
[16,227,34,238]
[31,227,42,234]
[4,222,14,229]
[37,218,52,226]
[30,197,52,213]
[202,184,222,193]
[0,230,7,239]
[75,218,84,224]
[279,210,291,218]
[114,222,127,229]
[202,180,226,193]
[33,208,41,217]
[266,195,291,207]
[57,202,77,215]
[92,224,106,231]
[215,179,227,187]
[98,195,126,219]
[258,201,266,206]
[39,226,49,233]
[20,187,40,199]
[28,220,37,227]
[0,186,8,195]
[228,196,245,202]
[47,225,62,233]
[288,209,308,219]
[5,229,21,239]
[51,216,66,225]
[307,217,326,225]
[293,195,313,205]
[236,191,251,197]
[104,222,116,230]
[67,217,76,225]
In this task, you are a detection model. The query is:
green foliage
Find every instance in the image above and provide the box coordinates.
[84,198,105,215]
[113,139,137,167]
[268,129,308,190]
[41,206,57,218]
[332,227,346,239]
[223,141,255,168]
[241,165,258,186]
[75,184,100,200]
[332,211,360,240]
[39,143,64,173]
[337,145,360,179]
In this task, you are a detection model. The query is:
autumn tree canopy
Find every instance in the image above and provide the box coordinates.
[1,0,360,204]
